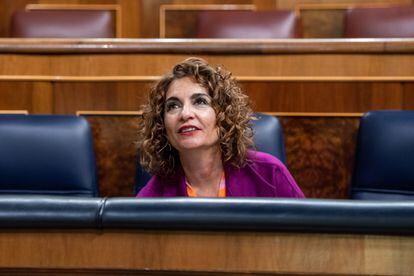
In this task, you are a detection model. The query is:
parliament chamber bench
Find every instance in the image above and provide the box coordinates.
[2,38,414,198]
[0,38,414,114]
[0,196,412,275]
[1,39,414,274]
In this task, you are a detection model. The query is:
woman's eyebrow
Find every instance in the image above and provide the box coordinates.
[165,96,179,102]
[190,93,211,99]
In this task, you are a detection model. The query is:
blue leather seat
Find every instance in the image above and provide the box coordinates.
[0,115,98,196]
[135,113,286,193]
[351,111,414,199]
[252,113,286,164]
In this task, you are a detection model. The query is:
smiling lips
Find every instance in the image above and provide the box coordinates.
[178,125,200,135]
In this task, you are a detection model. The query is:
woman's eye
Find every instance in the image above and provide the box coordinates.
[194,97,209,105]
[166,102,180,111]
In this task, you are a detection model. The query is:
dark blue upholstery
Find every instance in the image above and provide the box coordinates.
[102,198,414,235]
[135,155,152,194]
[252,113,286,164]
[351,111,414,200]
[1,196,414,234]
[0,115,98,196]
[0,196,102,228]
[135,113,286,193]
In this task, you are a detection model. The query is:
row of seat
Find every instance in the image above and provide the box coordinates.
[9,6,414,38]
[0,111,413,199]
[0,113,284,197]
[196,6,414,39]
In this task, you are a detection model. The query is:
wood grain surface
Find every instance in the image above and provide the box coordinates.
[0,229,412,275]
[1,39,414,114]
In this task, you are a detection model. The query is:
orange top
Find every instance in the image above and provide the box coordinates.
[186,172,226,197]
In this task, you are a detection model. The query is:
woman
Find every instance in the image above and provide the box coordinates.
[137,57,304,198]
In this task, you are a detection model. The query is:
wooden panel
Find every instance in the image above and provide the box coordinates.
[0,81,52,114]
[54,82,151,114]
[140,0,171,38]
[119,0,141,37]
[32,82,53,113]
[280,116,360,198]
[85,114,139,197]
[54,81,405,114]
[2,52,414,78]
[0,82,33,111]
[301,9,344,38]
[403,82,414,109]
[0,230,412,275]
[242,82,404,113]
[0,39,414,115]
[45,54,414,77]
[0,54,51,75]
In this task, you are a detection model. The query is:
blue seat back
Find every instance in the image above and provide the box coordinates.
[252,113,286,164]
[0,115,98,196]
[351,111,414,199]
[135,113,286,193]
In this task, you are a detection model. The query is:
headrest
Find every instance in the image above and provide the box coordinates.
[10,9,115,38]
[252,113,286,164]
[344,6,414,38]
[196,10,301,38]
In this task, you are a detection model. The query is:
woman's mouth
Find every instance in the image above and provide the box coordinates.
[178,125,200,134]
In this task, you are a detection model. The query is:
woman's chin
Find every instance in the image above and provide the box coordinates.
[175,142,213,153]
[176,144,203,152]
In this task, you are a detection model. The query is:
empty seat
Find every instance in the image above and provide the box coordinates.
[351,111,414,199]
[344,6,414,38]
[135,113,287,193]
[0,115,98,196]
[196,10,301,38]
[10,9,116,38]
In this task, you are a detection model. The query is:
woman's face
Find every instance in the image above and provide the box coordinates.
[163,77,219,153]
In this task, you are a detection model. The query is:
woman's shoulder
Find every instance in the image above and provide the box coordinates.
[246,150,285,168]
[243,150,287,179]
[243,150,305,198]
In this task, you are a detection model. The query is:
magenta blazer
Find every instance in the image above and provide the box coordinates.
[137,151,305,198]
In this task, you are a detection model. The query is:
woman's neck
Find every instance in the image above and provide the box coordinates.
[180,146,223,197]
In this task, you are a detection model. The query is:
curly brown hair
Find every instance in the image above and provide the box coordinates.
[138,57,254,176]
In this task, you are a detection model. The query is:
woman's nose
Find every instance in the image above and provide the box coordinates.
[181,103,194,120]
